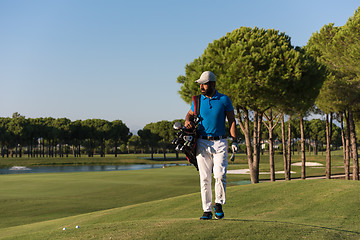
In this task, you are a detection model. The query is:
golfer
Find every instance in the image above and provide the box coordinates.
[185,71,238,220]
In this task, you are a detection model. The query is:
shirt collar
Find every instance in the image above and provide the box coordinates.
[202,90,220,100]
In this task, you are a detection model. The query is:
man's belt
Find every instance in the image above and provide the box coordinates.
[200,135,227,141]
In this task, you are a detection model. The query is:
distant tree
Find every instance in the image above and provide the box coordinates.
[0,116,131,158]
[109,120,131,157]
[52,118,71,157]
[308,119,326,155]
[0,118,11,157]
[27,118,43,157]
[93,119,111,157]
[7,115,27,157]
[143,121,174,159]
[69,120,85,157]
[138,128,161,160]
[128,135,141,154]
[45,117,58,157]
[81,119,97,157]
[12,112,23,119]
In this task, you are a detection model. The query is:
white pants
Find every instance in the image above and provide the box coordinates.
[196,138,228,212]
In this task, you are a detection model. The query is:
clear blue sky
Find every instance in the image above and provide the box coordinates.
[0,0,359,132]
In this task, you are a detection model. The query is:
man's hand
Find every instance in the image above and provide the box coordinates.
[185,109,195,129]
[226,110,238,152]
[185,120,195,129]
[231,141,238,153]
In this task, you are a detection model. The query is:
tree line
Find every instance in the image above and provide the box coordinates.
[0,114,191,159]
[177,7,360,183]
[1,111,343,162]
[0,113,131,158]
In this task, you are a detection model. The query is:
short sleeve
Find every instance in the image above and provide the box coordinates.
[224,96,234,112]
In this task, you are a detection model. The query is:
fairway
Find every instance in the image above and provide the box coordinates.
[0,166,200,229]
[1,166,360,239]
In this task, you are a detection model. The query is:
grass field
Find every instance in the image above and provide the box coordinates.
[0,150,350,179]
[0,151,358,239]
[1,164,360,239]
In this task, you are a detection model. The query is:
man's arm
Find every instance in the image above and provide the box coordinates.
[226,110,237,141]
[185,109,195,129]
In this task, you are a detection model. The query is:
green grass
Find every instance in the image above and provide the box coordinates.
[0,150,349,180]
[1,179,360,239]
[0,166,200,229]
[1,165,360,239]
[227,149,349,181]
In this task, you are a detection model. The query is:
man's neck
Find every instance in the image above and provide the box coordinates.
[205,90,216,99]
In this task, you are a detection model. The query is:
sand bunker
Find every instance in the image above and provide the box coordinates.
[291,162,323,167]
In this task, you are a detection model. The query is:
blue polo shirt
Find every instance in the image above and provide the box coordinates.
[191,91,234,137]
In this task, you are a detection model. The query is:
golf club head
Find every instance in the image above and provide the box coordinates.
[230,153,235,162]
[180,145,185,151]
[173,122,183,130]
[183,135,193,142]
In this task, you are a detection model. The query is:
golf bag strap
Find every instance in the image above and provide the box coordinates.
[193,95,201,118]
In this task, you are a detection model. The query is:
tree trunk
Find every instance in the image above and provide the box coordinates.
[19,145,22,158]
[150,146,154,160]
[287,116,292,180]
[72,144,76,157]
[54,143,57,157]
[264,109,276,182]
[325,113,332,179]
[281,114,289,181]
[252,111,262,183]
[78,144,81,157]
[264,108,282,181]
[341,113,350,180]
[6,145,9,157]
[20,144,22,157]
[48,139,51,157]
[269,128,275,181]
[300,117,306,180]
[114,140,118,157]
[35,142,38,157]
[236,107,258,184]
[27,145,30,157]
[349,111,359,180]
[101,140,105,157]
[41,140,44,157]
[59,143,62,157]
[163,148,166,159]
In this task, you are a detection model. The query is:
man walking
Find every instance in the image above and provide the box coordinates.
[185,71,238,220]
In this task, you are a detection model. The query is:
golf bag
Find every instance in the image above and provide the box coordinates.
[172,95,201,170]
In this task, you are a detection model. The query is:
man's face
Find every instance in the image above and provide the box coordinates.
[200,82,215,96]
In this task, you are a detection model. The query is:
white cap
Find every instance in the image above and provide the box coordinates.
[195,71,216,84]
